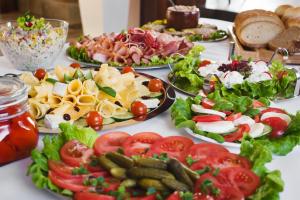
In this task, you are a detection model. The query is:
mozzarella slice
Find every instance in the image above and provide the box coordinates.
[249,123,265,138]
[196,121,236,134]
[191,104,226,118]
[44,114,73,129]
[52,82,68,97]
[138,98,160,109]
[233,115,255,126]
[261,112,291,124]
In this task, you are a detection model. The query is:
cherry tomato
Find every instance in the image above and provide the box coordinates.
[261,117,288,138]
[148,136,194,161]
[186,143,229,162]
[122,66,135,73]
[221,167,260,197]
[224,124,250,142]
[70,63,81,68]
[261,107,286,115]
[201,98,215,109]
[226,112,242,121]
[93,132,130,155]
[60,140,94,167]
[148,79,163,92]
[199,60,212,67]
[48,171,93,192]
[48,160,108,180]
[34,68,46,80]
[122,132,162,157]
[74,192,116,200]
[131,101,147,116]
[192,115,223,122]
[252,100,265,108]
[86,111,103,130]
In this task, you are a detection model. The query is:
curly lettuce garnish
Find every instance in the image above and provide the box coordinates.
[17,12,46,31]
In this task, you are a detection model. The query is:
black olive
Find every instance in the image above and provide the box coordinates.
[74,106,80,112]
[114,101,122,107]
[28,95,32,98]
[46,108,53,114]
[142,81,149,86]
[141,96,151,100]
[63,113,71,121]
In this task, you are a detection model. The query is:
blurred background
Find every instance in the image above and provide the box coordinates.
[1,0,300,40]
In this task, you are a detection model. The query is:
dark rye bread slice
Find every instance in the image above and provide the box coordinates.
[268,26,300,53]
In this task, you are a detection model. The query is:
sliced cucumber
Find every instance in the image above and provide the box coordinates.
[147,92,163,98]
[73,118,88,127]
[103,117,115,125]
[112,112,134,122]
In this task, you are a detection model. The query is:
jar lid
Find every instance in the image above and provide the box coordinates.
[0,77,27,108]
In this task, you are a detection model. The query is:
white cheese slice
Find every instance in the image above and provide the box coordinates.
[233,115,255,126]
[261,112,291,124]
[191,104,226,118]
[138,98,160,109]
[249,123,265,138]
[196,121,236,134]
[44,114,73,129]
[52,82,68,97]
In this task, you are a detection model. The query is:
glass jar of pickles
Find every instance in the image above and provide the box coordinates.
[0,76,38,165]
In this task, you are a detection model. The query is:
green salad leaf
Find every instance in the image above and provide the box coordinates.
[17,12,46,31]
[67,46,100,64]
[240,137,284,200]
[27,123,99,196]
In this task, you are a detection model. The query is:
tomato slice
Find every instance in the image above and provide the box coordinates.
[192,115,223,122]
[123,132,162,157]
[261,117,288,138]
[201,98,215,109]
[94,132,130,155]
[148,136,194,161]
[60,140,94,167]
[212,153,251,169]
[261,107,286,115]
[166,192,181,200]
[252,100,265,108]
[194,173,244,200]
[130,194,157,200]
[48,171,92,192]
[221,167,260,197]
[224,124,250,142]
[48,160,108,179]
[225,112,242,121]
[74,192,116,200]
[186,143,229,162]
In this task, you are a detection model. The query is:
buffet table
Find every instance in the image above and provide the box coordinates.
[0,18,300,200]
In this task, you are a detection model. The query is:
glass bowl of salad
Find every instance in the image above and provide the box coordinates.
[0,13,68,71]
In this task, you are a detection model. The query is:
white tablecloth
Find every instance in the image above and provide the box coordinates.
[0,18,299,200]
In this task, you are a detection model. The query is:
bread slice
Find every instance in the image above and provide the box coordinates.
[275,4,293,18]
[234,9,285,49]
[282,7,300,22]
[268,26,300,52]
[286,17,300,28]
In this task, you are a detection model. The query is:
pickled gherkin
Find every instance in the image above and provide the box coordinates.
[168,158,193,188]
[134,157,167,169]
[138,178,168,191]
[110,167,127,179]
[161,178,191,192]
[106,152,134,168]
[127,167,175,180]
[98,155,119,171]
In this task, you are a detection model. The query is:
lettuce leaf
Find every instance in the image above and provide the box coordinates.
[240,137,284,200]
[27,123,99,196]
